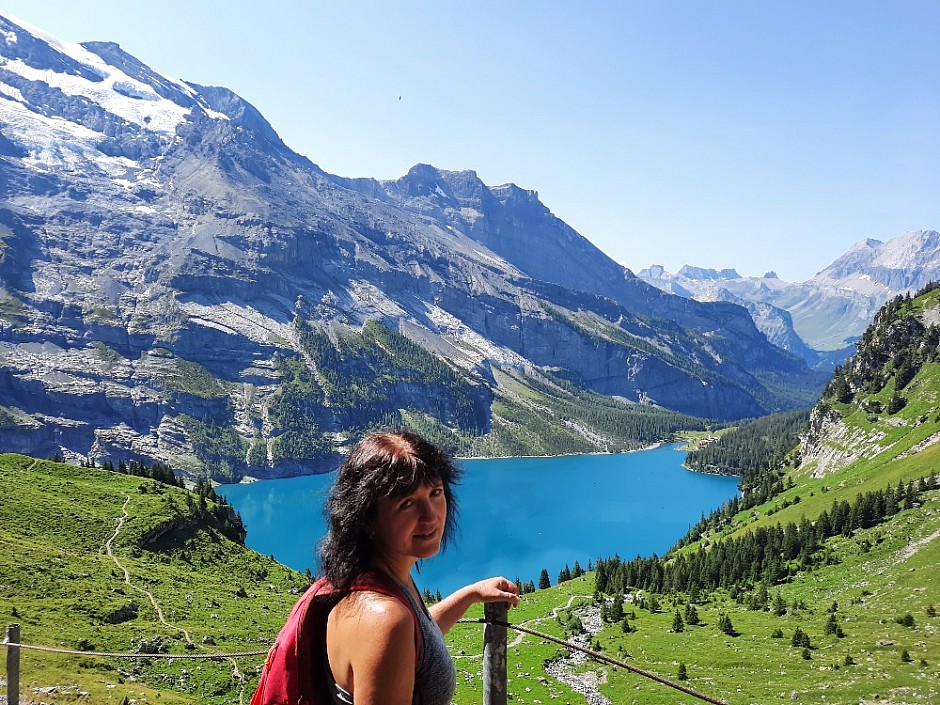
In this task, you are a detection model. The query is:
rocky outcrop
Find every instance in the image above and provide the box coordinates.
[103,602,139,624]
[798,405,892,477]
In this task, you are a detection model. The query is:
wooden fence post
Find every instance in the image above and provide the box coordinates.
[5,623,19,705]
[483,602,507,705]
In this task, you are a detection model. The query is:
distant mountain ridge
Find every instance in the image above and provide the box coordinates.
[638,229,940,363]
[0,14,821,477]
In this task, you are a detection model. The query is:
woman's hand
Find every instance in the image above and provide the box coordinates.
[429,576,520,634]
[470,576,521,608]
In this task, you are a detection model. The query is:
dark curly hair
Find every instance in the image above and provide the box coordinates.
[318,431,462,590]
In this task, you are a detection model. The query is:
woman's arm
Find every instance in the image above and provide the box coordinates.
[429,576,520,634]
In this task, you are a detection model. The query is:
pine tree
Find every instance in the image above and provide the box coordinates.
[792,627,812,649]
[897,612,915,628]
[609,592,624,623]
[677,663,688,681]
[684,603,700,626]
[595,560,607,592]
[718,614,735,636]
[672,610,685,633]
[539,568,551,590]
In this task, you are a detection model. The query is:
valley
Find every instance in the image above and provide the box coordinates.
[1,11,939,705]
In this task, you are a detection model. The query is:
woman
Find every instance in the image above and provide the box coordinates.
[320,431,520,705]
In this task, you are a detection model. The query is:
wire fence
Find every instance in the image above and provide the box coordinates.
[10,642,267,659]
[5,612,728,705]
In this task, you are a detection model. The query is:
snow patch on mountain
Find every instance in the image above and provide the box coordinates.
[0,81,22,101]
[2,55,190,134]
[1,93,104,165]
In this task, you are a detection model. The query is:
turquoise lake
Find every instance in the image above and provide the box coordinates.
[219,443,739,597]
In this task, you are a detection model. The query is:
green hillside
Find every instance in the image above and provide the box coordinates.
[0,455,307,704]
[3,445,936,705]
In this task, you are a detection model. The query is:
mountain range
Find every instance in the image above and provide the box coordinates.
[0,14,927,478]
[638,229,940,368]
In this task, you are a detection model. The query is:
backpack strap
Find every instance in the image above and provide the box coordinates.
[251,574,425,705]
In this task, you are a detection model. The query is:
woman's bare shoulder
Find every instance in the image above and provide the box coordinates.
[332,590,414,635]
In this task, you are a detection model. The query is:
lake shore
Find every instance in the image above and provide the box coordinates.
[458,442,664,462]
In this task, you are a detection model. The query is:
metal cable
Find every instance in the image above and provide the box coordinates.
[5,642,267,659]
[458,617,728,705]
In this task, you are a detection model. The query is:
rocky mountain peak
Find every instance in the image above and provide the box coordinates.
[185,82,285,147]
[0,15,103,82]
[677,265,741,281]
[389,163,486,201]
[811,230,940,295]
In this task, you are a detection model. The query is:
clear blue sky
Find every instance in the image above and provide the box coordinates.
[2,1,938,281]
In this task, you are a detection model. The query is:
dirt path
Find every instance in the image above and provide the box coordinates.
[508,594,592,648]
[899,527,940,561]
[105,494,249,702]
[105,494,193,645]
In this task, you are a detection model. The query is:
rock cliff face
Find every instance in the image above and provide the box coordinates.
[797,283,940,477]
[0,15,822,477]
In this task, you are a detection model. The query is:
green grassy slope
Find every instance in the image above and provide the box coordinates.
[583,487,938,705]
[0,455,307,704]
[1,448,937,705]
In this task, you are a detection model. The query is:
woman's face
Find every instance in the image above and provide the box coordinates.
[372,481,448,564]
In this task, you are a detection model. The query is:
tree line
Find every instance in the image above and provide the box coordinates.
[595,474,938,596]
[82,457,185,488]
[684,408,810,489]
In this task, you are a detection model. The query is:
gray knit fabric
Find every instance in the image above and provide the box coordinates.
[403,579,457,705]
